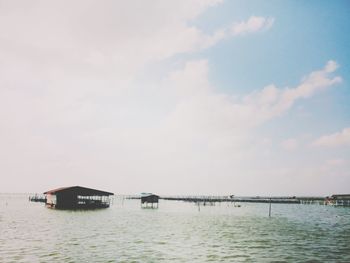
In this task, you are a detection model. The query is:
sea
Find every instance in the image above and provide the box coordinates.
[0,194,350,262]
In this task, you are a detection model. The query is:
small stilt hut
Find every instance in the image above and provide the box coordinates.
[44,186,114,209]
[141,193,159,208]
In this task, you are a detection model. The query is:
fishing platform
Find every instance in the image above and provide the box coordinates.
[30,186,114,209]
[159,195,350,206]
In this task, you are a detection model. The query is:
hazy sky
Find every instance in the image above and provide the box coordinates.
[1,0,349,195]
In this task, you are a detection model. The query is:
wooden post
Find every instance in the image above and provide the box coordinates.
[269,198,272,217]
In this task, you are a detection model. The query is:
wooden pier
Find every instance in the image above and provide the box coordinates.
[31,193,349,207]
[29,194,46,203]
[158,195,350,206]
[161,196,301,204]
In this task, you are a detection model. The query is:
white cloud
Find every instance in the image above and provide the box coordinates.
[0,0,227,85]
[198,16,275,49]
[243,60,342,124]
[281,138,298,151]
[0,1,274,84]
[167,60,211,97]
[0,1,346,194]
[166,60,341,138]
[326,159,346,166]
[231,16,275,35]
[0,53,342,194]
[312,127,350,147]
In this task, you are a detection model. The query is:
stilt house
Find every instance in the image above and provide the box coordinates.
[44,186,114,209]
[141,193,159,208]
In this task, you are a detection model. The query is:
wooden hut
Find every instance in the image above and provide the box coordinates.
[44,186,114,209]
[141,193,159,208]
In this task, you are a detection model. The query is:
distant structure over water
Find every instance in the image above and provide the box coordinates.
[29,190,350,209]
[41,186,114,209]
[159,195,350,206]
[141,193,159,209]
[325,194,350,206]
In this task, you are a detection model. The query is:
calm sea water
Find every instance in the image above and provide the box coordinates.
[0,194,349,262]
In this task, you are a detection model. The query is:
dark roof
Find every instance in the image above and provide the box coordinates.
[44,186,114,196]
[141,193,159,198]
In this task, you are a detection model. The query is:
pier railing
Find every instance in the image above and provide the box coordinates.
[160,195,301,204]
[29,194,46,203]
[158,195,350,206]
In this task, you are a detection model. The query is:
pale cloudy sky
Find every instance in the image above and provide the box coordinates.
[1,0,349,195]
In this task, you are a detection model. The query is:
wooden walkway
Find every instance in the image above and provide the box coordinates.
[31,194,350,207]
[161,196,301,204]
[28,195,46,203]
[159,195,350,206]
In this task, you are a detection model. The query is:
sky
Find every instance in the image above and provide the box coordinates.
[0,0,349,195]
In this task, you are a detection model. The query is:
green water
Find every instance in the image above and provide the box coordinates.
[1,194,349,262]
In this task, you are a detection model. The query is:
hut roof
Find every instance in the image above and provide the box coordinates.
[141,193,159,198]
[44,186,114,196]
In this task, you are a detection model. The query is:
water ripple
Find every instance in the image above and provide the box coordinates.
[0,195,350,262]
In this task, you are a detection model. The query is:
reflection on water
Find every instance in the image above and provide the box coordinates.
[0,194,350,262]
